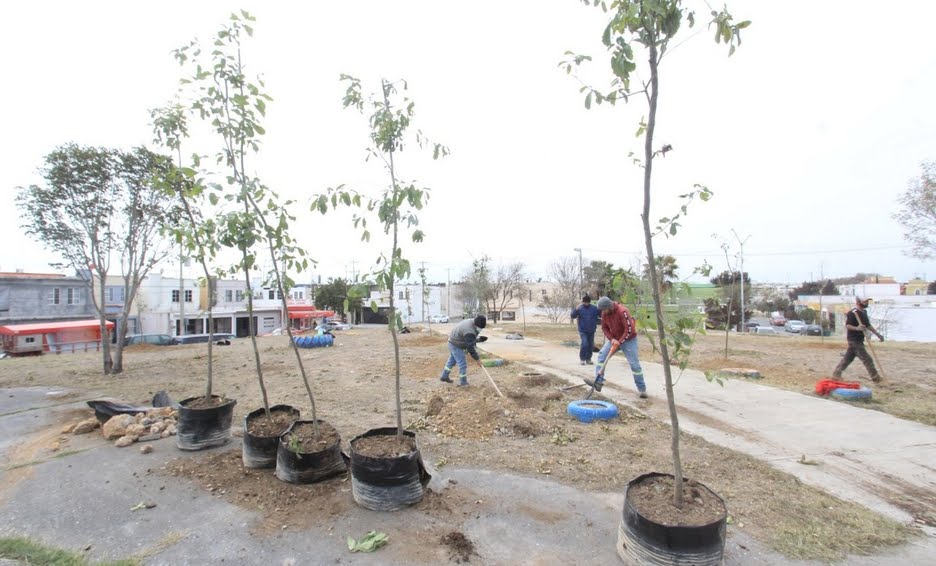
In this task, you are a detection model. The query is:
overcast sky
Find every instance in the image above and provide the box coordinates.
[3,1,935,288]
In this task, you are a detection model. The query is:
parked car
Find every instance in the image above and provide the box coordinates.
[175,333,236,345]
[770,315,787,326]
[754,326,778,336]
[743,321,760,332]
[429,314,450,323]
[124,334,177,346]
[802,324,826,336]
[784,320,806,333]
[321,321,351,332]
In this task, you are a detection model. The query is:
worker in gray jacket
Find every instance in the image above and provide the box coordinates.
[440,315,487,386]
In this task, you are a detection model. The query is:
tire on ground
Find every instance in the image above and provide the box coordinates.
[830,386,872,401]
[567,399,619,423]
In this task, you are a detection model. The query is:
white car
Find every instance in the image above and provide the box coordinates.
[784,320,806,333]
[429,314,450,323]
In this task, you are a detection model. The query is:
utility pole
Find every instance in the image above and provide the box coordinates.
[731,230,751,332]
[419,261,427,323]
[573,248,584,298]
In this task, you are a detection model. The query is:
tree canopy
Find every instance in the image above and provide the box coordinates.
[894,161,936,260]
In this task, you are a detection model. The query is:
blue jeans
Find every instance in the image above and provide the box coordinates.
[595,337,645,392]
[579,331,595,362]
[441,342,469,383]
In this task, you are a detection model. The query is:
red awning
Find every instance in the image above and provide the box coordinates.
[0,319,115,336]
[286,306,335,320]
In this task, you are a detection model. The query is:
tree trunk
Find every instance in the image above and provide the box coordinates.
[641,40,684,509]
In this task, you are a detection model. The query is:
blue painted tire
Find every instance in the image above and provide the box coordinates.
[830,386,872,401]
[568,400,619,423]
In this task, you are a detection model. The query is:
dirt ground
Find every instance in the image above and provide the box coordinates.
[519,323,936,426]
[0,324,928,562]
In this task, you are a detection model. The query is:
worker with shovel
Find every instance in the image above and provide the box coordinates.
[584,296,647,398]
[440,315,487,387]
[832,296,884,382]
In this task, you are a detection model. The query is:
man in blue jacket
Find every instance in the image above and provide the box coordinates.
[570,294,600,365]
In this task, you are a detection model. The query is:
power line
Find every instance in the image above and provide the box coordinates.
[586,244,908,258]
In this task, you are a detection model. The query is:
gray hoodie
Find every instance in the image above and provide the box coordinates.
[448,318,482,359]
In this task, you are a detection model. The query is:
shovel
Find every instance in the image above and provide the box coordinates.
[476,358,504,397]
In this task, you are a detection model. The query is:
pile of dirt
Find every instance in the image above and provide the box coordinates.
[426,389,553,440]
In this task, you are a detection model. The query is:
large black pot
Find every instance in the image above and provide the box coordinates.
[616,472,727,565]
[274,420,347,484]
[175,396,237,451]
[349,427,431,511]
[243,405,300,469]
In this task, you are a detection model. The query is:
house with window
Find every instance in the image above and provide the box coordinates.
[0,271,95,325]
[131,273,283,337]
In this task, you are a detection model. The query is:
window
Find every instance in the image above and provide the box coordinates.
[171,290,180,303]
[268,290,276,300]
[67,288,82,305]
[235,290,245,302]
[184,290,193,302]
[398,291,405,300]
[293,291,304,300]
[225,290,233,302]
[25,337,36,343]
[106,286,124,304]
[48,288,61,305]
[541,289,547,296]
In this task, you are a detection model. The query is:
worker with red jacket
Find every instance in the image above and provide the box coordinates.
[584,296,647,398]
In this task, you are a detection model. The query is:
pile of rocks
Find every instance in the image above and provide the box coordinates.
[65,407,178,448]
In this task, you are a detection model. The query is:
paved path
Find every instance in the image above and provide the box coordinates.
[480,332,936,531]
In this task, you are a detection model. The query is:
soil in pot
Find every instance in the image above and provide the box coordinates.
[275,420,346,484]
[243,405,300,469]
[617,472,727,566]
[176,395,236,451]
[349,427,430,512]
[628,474,726,527]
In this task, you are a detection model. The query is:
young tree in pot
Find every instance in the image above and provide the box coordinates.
[169,12,329,469]
[314,75,447,510]
[564,1,749,562]
[151,107,235,451]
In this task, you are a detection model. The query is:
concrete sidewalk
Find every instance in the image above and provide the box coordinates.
[479,333,936,531]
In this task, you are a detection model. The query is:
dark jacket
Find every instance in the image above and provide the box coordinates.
[845,307,870,343]
[449,318,482,360]
[570,303,600,333]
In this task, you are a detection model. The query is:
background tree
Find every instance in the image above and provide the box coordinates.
[709,270,750,323]
[752,287,791,315]
[583,260,617,299]
[540,256,580,323]
[789,279,838,301]
[894,161,936,260]
[110,148,181,372]
[314,278,352,314]
[928,281,936,295]
[565,0,748,508]
[17,143,177,375]
[643,254,679,302]
[487,262,527,322]
[456,256,492,317]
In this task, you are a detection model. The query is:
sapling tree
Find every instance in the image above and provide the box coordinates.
[151,104,223,400]
[564,0,749,508]
[166,11,315,426]
[314,75,448,439]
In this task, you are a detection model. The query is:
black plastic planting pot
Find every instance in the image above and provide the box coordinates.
[175,396,236,451]
[243,405,301,469]
[616,472,727,566]
[349,427,430,512]
[274,420,346,484]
